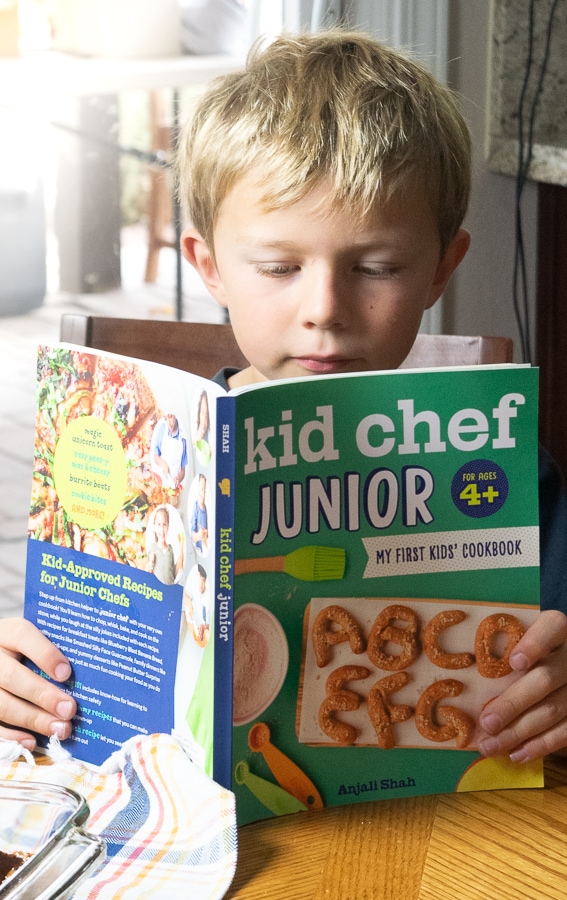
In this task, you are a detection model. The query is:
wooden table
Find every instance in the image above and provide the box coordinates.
[226,757,567,899]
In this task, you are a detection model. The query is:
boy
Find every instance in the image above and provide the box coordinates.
[1,30,566,764]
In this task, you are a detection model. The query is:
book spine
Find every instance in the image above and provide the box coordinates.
[212,394,236,789]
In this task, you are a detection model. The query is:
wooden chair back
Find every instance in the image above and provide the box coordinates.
[60,314,248,380]
[399,333,513,368]
[60,314,513,378]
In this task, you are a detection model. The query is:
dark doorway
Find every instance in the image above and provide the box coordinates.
[537,183,567,483]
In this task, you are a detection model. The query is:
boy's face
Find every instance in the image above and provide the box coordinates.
[182,175,469,387]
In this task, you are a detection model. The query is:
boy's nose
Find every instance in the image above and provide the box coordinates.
[300,268,348,329]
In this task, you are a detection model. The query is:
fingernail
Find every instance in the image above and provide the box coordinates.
[54,662,72,682]
[510,651,529,671]
[480,713,501,733]
[20,738,36,751]
[478,737,500,756]
[50,720,69,739]
[56,699,74,719]
[510,748,530,763]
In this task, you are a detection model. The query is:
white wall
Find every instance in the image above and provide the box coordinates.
[444,0,538,362]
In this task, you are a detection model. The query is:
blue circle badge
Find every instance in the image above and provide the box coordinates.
[451,459,509,518]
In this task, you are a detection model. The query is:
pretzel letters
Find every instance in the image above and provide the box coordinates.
[312,603,525,748]
[423,610,475,670]
[367,672,413,749]
[312,604,366,668]
[415,679,474,748]
[474,612,526,678]
[318,665,370,746]
[367,604,420,671]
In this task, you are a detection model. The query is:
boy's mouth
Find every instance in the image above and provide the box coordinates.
[293,356,358,374]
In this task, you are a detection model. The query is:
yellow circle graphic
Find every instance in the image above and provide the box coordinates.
[456,755,543,791]
[54,415,128,530]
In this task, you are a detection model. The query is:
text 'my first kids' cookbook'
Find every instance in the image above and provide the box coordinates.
[24,344,542,824]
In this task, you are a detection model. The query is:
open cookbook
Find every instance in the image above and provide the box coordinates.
[24,344,543,825]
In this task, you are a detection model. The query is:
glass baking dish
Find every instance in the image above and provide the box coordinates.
[0,781,105,900]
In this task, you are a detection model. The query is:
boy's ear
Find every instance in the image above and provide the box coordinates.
[181,227,229,308]
[425,228,471,309]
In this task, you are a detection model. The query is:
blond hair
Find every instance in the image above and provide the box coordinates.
[176,30,471,253]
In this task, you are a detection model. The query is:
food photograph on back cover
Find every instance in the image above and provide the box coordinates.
[29,345,192,570]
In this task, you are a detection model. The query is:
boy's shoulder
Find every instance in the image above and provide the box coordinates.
[211,367,241,391]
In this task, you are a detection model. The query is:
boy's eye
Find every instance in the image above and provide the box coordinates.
[355,264,399,278]
[254,263,299,277]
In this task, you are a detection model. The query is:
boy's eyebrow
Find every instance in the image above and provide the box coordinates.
[240,238,302,250]
[237,235,402,252]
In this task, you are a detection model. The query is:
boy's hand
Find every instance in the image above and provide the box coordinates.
[0,619,76,749]
[477,610,567,761]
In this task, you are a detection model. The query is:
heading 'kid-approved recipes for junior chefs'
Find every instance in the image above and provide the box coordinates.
[25,345,542,824]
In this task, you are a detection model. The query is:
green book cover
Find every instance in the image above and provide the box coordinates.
[215,365,542,824]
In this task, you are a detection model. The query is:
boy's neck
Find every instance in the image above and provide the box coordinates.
[227,366,268,390]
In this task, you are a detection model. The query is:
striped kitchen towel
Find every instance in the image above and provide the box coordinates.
[0,732,237,899]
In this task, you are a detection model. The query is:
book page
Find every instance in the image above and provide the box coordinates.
[25,345,225,772]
